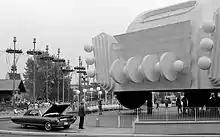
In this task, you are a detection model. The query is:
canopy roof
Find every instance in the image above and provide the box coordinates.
[0,79,26,92]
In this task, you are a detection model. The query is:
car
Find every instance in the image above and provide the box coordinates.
[11,103,77,131]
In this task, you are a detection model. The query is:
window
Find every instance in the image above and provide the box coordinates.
[28,110,40,116]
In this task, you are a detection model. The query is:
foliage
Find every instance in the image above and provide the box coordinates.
[23,52,73,102]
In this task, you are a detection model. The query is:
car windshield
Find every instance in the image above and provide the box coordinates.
[24,109,42,116]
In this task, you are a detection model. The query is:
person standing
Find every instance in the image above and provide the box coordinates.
[147,99,153,114]
[182,96,188,114]
[78,102,86,129]
[98,100,102,115]
[165,98,169,109]
[176,96,182,114]
[72,102,75,111]
[155,99,160,110]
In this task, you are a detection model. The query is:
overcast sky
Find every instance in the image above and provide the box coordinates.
[0,0,188,84]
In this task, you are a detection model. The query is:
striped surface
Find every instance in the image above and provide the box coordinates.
[208,8,220,87]
[92,33,116,92]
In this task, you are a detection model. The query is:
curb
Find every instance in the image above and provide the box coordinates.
[132,134,220,136]
[0,129,133,137]
[0,117,11,121]
[3,129,219,137]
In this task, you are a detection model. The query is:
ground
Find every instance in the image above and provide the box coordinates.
[1,106,220,136]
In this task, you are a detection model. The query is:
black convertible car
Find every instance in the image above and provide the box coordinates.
[11,103,77,131]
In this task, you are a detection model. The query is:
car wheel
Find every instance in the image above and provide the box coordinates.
[44,122,52,131]
[63,125,70,129]
[21,124,27,128]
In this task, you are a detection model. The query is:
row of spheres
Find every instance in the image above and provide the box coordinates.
[109,52,185,84]
[84,43,186,82]
[83,21,215,83]
[84,45,96,77]
[197,21,215,70]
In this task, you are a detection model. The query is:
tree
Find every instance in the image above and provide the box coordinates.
[23,53,73,102]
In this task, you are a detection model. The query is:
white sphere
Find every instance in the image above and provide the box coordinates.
[198,56,212,70]
[87,69,96,77]
[85,56,95,65]
[200,38,214,51]
[98,91,102,95]
[84,44,93,53]
[155,62,160,73]
[202,22,215,33]
[173,60,184,72]
[83,89,87,93]
[90,87,94,92]
[76,90,80,95]
[96,87,101,91]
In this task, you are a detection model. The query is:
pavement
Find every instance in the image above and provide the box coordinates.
[1,106,220,137]
[0,127,133,137]
[0,109,136,137]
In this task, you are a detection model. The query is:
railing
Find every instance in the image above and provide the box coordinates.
[137,106,220,122]
[86,104,127,113]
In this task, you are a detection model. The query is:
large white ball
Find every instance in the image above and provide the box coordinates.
[198,56,212,70]
[90,88,94,92]
[96,87,101,91]
[84,44,93,53]
[83,89,87,93]
[85,56,95,65]
[202,22,215,33]
[173,60,184,72]
[76,90,80,95]
[82,99,85,102]
[200,38,214,51]
[87,69,96,77]
[98,91,102,95]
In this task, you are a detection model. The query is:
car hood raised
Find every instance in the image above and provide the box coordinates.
[42,103,70,116]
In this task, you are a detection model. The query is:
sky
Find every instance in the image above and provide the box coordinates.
[0,0,188,84]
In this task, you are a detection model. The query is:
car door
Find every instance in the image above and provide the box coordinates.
[20,110,32,124]
[27,110,42,126]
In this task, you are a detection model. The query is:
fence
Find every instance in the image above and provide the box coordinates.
[138,106,220,122]
[89,106,220,128]
[89,109,137,128]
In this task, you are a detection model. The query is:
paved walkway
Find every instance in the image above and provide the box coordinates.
[64,126,133,135]
[0,110,134,136]
[0,127,133,137]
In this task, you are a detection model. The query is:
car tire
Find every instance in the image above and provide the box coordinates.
[63,125,70,129]
[44,122,52,131]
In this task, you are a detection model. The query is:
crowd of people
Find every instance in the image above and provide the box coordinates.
[153,92,220,116]
[152,94,189,115]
